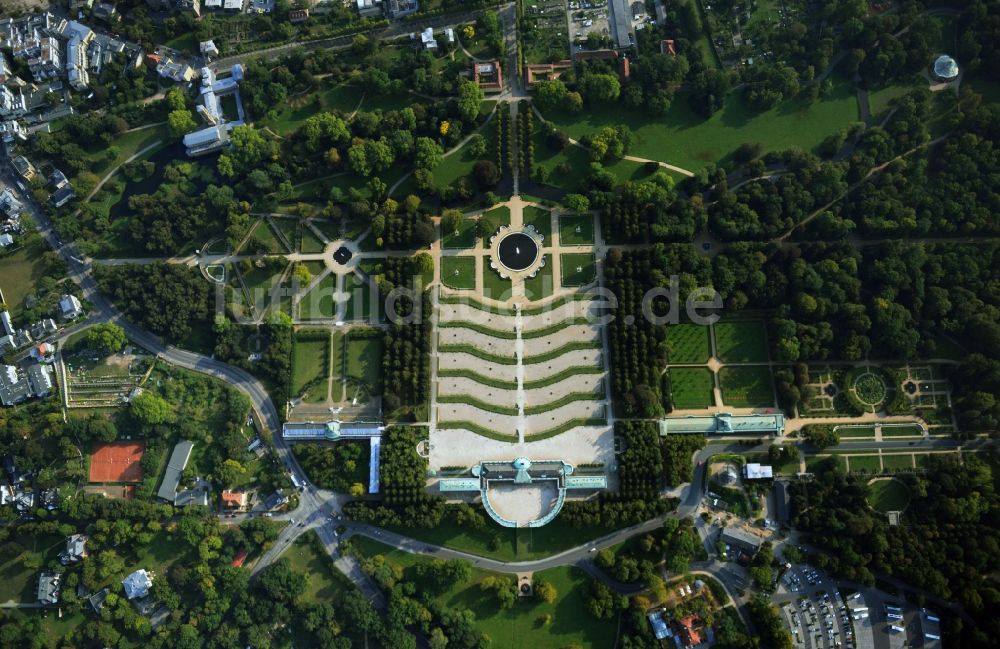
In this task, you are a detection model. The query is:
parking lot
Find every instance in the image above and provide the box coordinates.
[566,0,609,50]
[775,565,862,649]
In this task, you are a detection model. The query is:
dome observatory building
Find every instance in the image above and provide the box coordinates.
[933,55,959,81]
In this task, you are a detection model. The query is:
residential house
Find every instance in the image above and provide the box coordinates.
[221,490,247,509]
[384,0,418,18]
[29,318,57,340]
[88,587,109,613]
[419,27,437,50]
[11,155,36,181]
[0,188,22,219]
[174,487,209,507]
[122,569,152,600]
[0,233,12,247]
[51,185,75,207]
[27,363,53,397]
[356,0,382,18]
[0,364,32,405]
[743,463,773,480]
[0,85,28,118]
[36,572,61,605]
[671,614,705,648]
[156,58,197,83]
[62,21,95,91]
[288,9,309,23]
[0,313,11,338]
[262,488,288,511]
[50,168,68,188]
[59,294,83,320]
[30,342,52,361]
[59,534,88,564]
[0,119,27,143]
[92,3,118,22]
[70,0,96,10]
[27,36,62,82]
[200,40,219,58]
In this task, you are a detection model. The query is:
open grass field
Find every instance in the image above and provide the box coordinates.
[532,127,593,192]
[806,454,845,473]
[668,367,715,409]
[242,261,291,315]
[560,253,596,287]
[246,219,287,253]
[343,273,375,321]
[881,454,916,471]
[299,273,337,319]
[480,205,511,235]
[482,257,514,300]
[261,82,365,135]
[524,254,554,301]
[714,320,769,363]
[300,226,326,253]
[352,537,615,649]
[837,426,876,438]
[881,424,923,437]
[522,205,552,237]
[558,214,594,245]
[0,240,57,318]
[442,256,477,290]
[345,333,382,395]
[847,454,882,473]
[546,77,859,170]
[291,331,330,397]
[667,323,711,364]
[867,478,910,511]
[443,217,478,249]
[719,366,774,408]
[283,531,351,601]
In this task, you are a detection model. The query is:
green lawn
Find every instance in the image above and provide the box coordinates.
[881,424,923,437]
[867,478,910,511]
[719,366,774,408]
[431,115,498,191]
[482,256,514,300]
[245,219,288,254]
[442,256,477,290]
[345,332,382,395]
[547,77,859,170]
[558,214,594,245]
[0,533,61,603]
[806,454,846,474]
[881,454,916,471]
[299,272,338,319]
[261,82,366,135]
[480,206,511,236]
[242,261,291,315]
[837,426,876,438]
[524,255,554,301]
[352,537,616,649]
[291,331,330,397]
[667,323,711,364]
[283,531,350,602]
[560,253,596,287]
[668,367,715,409]
[300,226,326,253]
[714,320,769,363]
[532,127,593,192]
[847,454,882,473]
[443,217,478,249]
[522,205,552,237]
[0,240,57,318]
[343,273,375,321]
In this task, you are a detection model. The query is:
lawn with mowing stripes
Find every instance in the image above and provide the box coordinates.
[714,320,769,362]
[482,257,514,300]
[881,424,923,437]
[668,367,715,409]
[667,324,711,364]
[881,454,915,470]
[719,366,773,408]
[524,254,554,301]
[523,205,552,236]
[442,218,478,249]
[441,256,477,290]
[867,478,910,511]
[560,253,596,287]
[847,455,882,473]
[291,331,330,396]
[558,214,594,245]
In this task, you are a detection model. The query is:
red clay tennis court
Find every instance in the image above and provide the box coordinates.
[89,442,145,483]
